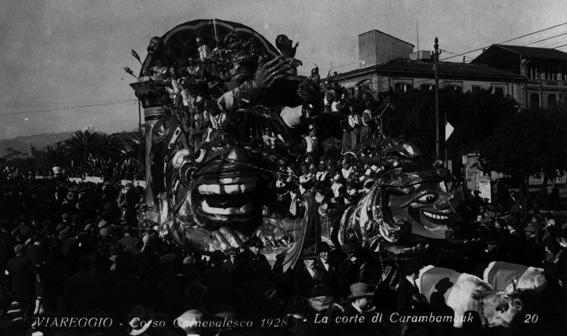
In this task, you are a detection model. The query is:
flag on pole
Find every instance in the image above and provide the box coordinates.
[445,122,454,141]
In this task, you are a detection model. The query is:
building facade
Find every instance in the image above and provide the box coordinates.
[334,30,525,104]
[358,30,414,67]
[335,58,524,100]
[471,44,567,109]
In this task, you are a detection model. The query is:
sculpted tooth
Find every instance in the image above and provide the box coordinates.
[218,177,257,184]
[201,200,252,215]
[198,183,255,195]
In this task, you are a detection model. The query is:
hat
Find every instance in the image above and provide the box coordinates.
[318,242,331,253]
[99,227,110,237]
[127,305,154,336]
[347,282,375,300]
[524,223,537,234]
[311,284,332,298]
[184,280,208,300]
[14,244,25,255]
[342,241,361,254]
[98,219,109,229]
[301,245,318,260]
[175,309,204,334]
[182,255,195,265]
[158,253,177,264]
[214,304,236,321]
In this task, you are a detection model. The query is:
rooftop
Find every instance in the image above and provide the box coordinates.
[494,44,567,61]
[333,58,524,81]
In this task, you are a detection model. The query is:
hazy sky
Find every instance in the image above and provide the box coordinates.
[1,0,566,139]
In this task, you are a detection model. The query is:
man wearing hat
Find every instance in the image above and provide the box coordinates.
[315,242,338,295]
[331,282,379,336]
[344,282,376,315]
[299,124,319,157]
[286,284,335,336]
[333,241,365,296]
[5,244,37,321]
[292,246,328,298]
[315,159,330,185]
[175,308,206,336]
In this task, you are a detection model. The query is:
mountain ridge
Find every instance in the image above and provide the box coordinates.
[0,131,74,157]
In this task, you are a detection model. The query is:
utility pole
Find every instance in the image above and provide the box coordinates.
[434,37,440,163]
[538,72,543,108]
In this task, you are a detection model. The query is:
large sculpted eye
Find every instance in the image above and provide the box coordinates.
[417,193,437,203]
[194,148,206,163]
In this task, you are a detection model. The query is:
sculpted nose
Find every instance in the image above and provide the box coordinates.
[434,198,450,211]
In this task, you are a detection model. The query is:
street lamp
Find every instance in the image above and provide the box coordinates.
[434,37,440,163]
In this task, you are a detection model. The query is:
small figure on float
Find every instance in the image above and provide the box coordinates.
[275,34,303,75]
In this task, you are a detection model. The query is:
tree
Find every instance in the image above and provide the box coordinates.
[479,108,567,208]
[4,147,24,159]
[64,130,123,177]
[383,88,518,165]
[115,130,146,180]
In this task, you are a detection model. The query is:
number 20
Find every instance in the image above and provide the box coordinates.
[524,314,539,324]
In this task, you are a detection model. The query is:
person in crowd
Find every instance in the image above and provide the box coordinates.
[300,124,320,157]
[5,245,37,322]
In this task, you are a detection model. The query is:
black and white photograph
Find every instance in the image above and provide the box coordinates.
[1,1,567,335]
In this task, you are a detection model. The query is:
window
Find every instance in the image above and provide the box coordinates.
[530,93,540,109]
[420,84,434,91]
[394,81,413,92]
[548,94,557,107]
[491,85,505,96]
[445,82,463,92]
[528,66,537,79]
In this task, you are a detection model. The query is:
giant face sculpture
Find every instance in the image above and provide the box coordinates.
[334,143,463,254]
[385,168,459,240]
[177,142,268,234]
[132,20,319,255]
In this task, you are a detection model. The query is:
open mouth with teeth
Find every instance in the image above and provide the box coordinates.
[403,204,455,239]
[408,207,454,238]
[420,209,452,230]
[190,162,261,233]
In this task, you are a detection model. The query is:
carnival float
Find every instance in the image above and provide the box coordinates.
[129,19,470,273]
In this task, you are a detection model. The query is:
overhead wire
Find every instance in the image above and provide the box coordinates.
[441,21,567,61]
[552,42,567,49]
[521,31,567,47]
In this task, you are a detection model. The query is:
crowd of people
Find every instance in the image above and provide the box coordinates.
[2,149,567,336]
[1,66,566,334]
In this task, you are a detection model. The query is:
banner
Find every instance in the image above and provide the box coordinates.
[463,154,491,202]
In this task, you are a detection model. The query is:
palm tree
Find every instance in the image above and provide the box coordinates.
[117,130,146,180]
[64,130,122,177]
[44,142,69,167]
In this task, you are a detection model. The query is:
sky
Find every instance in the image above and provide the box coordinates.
[1,0,566,139]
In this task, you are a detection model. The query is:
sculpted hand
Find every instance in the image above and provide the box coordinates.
[254,56,292,90]
[206,226,247,252]
[183,226,246,252]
